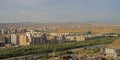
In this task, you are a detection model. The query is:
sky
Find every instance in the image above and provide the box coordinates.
[0,0,120,23]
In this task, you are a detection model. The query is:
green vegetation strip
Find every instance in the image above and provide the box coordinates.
[0,37,119,59]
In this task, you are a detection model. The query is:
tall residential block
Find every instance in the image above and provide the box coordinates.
[18,34,29,46]
[11,34,18,45]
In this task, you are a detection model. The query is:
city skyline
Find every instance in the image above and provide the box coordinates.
[0,0,120,23]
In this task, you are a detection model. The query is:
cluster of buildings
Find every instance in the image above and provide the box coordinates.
[0,31,67,47]
[0,28,27,34]
[0,33,48,46]
[0,28,118,48]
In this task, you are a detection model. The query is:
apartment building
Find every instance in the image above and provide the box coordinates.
[18,34,29,46]
[11,34,18,45]
[0,35,5,42]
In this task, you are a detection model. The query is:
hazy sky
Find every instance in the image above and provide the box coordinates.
[0,0,120,23]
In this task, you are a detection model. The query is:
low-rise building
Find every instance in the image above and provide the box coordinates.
[66,36,86,41]
[105,48,120,57]
[105,39,120,57]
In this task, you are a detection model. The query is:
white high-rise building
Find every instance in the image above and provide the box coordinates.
[11,34,18,45]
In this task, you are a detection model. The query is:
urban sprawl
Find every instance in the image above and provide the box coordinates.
[0,23,120,60]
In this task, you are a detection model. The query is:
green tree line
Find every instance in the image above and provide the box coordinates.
[0,37,119,59]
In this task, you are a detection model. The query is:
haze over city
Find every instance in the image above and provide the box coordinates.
[0,0,120,23]
[0,0,120,60]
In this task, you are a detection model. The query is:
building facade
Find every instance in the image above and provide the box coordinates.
[11,34,18,45]
[105,48,120,57]
[18,34,29,46]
